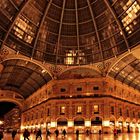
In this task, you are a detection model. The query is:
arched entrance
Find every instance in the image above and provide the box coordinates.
[117,117,124,133]
[109,117,115,133]
[118,121,123,133]
[46,120,51,129]
[91,117,102,133]
[0,101,22,132]
[57,118,68,131]
[137,122,140,133]
[126,122,130,133]
[74,117,85,133]
[131,120,136,133]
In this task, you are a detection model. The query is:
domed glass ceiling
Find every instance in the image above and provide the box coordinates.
[0,0,139,65]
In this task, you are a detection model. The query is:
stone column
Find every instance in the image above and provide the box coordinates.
[102,120,111,134]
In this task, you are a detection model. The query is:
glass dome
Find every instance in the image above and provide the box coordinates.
[0,0,139,65]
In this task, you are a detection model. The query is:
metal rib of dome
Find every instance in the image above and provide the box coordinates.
[0,0,139,65]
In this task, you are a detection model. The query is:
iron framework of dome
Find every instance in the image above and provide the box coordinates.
[0,0,140,65]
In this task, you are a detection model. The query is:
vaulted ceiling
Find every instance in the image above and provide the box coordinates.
[109,53,140,91]
[0,0,139,116]
[0,59,52,98]
[0,0,139,65]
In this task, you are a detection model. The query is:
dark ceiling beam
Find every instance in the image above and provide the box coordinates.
[1,0,31,48]
[87,0,104,61]
[75,0,80,65]
[55,0,66,65]
[31,0,53,58]
[8,0,19,10]
[111,0,118,6]
[104,0,130,52]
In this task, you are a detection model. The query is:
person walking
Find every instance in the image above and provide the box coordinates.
[86,129,89,136]
[114,128,117,138]
[76,129,79,139]
[12,130,17,140]
[23,129,30,140]
[46,129,51,138]
[62,129,66,137]
[0,131,3,140]
[36,129,42,140]
[54,129,59,138]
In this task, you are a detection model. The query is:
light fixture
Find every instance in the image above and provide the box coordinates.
[0,120,4,125]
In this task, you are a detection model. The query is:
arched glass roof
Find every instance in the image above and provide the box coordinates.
[0,0,139,65]
[0,59,52,98]
[109,54,140,91]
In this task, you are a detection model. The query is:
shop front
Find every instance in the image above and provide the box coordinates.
[57,118,68,133]
[74,117,85,133]
[91,117,102,133]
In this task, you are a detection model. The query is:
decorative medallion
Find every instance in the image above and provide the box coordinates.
[97,62,111,76]
[49,65,62,79]
[0,47,9,62]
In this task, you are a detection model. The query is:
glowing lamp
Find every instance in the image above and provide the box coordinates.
[51,122,56,127]
[85,121,91,127]
[68,121,74,127]
[103,120,109,126]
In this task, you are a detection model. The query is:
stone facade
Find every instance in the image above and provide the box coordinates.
[21,77,140,133]
[4,107,21,132]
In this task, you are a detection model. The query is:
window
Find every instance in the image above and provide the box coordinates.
[13,16,34,43]
[65,50,74,65]
[94,105,99,114]
[126,109,129,117]
[77,87,82,91]
[60,88,66,92]
[133,111,135,118]
[119,108,122,116]
[65,50,85,65]
[93,86,99,90]
[121,1,140,34]
[109,87,113,92]
[47,108,50,116]
[138,112,140,118]
[41,111,43,118]
[60,106,65,115]
[111,106,114,115]
[77,106,82,114]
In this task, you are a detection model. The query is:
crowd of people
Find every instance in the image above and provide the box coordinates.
[0,127,122,139]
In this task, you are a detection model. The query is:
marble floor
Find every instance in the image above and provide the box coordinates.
[2,133,140,140]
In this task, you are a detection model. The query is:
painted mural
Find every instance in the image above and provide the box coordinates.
[58,68,101,79]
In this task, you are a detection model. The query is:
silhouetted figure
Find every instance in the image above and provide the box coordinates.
[86,129,89,135]
[76,129,79,139]
[54,129,59,137]
[99,130,102,135]
[0,131,3,140]
[23,129,30,140]
[36,129,42,140]
[114,128,117,137]
[127,125,130,133]
[62,129,66,137]
[46,129,51,137]
[12,130,17,140]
